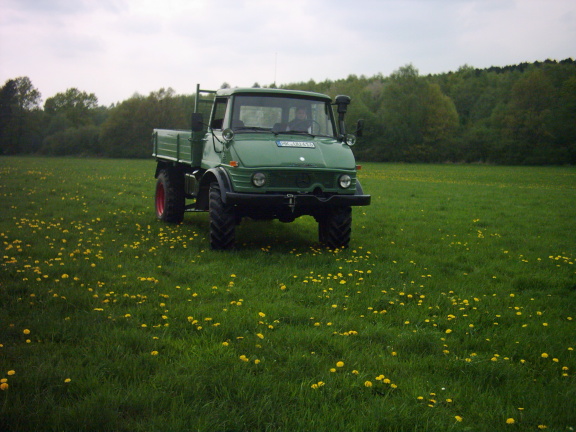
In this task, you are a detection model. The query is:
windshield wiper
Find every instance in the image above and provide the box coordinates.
[274,130,316,138]
[234,126,271,133]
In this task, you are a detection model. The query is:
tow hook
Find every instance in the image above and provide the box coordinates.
[286,194,296,212]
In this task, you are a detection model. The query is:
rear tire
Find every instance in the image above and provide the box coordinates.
[155,169,185,223]
[209,182,235,250]
[318,207,352,249]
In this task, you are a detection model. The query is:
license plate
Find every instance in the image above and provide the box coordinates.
[276,141,315,148]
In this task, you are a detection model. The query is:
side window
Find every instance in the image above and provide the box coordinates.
[211,98,228,129]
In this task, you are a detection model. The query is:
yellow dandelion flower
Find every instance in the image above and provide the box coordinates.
[0,383,8,391]
[258,312,266,317]
[64,378,71,383]
[541,353,549,358]
[256,333,264,339]
[151,351,159,355]
[445,329,452,334]
[23,329,30,335]
[7,370,15,376]
[455,416,463,422]
[364,381,373,387]
[336,361,344,368]
[506,418,515,424]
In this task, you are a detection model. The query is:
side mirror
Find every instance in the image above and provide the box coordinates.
[355,119,364,137]
[191,113,204,132]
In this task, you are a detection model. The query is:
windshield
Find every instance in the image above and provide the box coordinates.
[230,94,336,137]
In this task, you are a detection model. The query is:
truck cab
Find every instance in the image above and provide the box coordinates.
[153,85,370,250]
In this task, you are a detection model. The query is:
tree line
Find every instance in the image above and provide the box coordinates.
[1,58,575,164]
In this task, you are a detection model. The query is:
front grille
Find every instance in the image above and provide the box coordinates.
[267,171,335,189]
[227,167,356,194]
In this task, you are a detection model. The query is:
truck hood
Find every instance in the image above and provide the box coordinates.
[230,133,356,170]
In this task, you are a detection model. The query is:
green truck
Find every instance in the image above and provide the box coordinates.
[152,85,370,250]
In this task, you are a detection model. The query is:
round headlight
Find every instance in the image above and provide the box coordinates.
[345,134,356,146]
[222,128,235,142]
[338,174,352,189]
[252,172,267,187]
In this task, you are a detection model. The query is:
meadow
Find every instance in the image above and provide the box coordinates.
[1,157,575,431]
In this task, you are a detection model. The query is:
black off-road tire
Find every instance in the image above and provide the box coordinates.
[318,206,352,249]
[155,169,185,224]
[209,182,236,250]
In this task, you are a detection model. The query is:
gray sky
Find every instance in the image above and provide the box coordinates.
[1,0,575,106]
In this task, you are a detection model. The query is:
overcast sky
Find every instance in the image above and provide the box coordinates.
[1,0,575,106]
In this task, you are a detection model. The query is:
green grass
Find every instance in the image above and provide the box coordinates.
[1,157,575,431]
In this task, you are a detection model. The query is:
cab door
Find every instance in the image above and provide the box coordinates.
[203,97,229,167]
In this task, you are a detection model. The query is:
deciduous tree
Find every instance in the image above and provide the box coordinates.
[44,88,98,128]
[0,77,42,154]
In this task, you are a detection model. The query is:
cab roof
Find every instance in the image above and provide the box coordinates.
[216,87,332,101]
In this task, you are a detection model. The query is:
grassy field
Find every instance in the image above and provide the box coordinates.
[1,157,575,431]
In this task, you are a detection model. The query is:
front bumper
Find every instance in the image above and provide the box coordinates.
[226,191,371,208]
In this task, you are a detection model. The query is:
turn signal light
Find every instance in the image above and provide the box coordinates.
[230,161,239,167]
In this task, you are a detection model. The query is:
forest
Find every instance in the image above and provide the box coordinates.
[1,58,575,164]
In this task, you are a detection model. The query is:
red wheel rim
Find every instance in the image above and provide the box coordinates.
[155,182,165,217]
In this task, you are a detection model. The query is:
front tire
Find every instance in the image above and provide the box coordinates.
[318,206,352,249]
[155,169,185,223]
[209,182,236,250]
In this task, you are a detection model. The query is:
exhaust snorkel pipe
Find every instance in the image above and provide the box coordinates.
[334,95,351,138]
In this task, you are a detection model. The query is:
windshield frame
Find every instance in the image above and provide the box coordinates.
[229,93,337,138]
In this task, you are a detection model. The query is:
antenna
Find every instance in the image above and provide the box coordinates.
[274,52,277,86]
